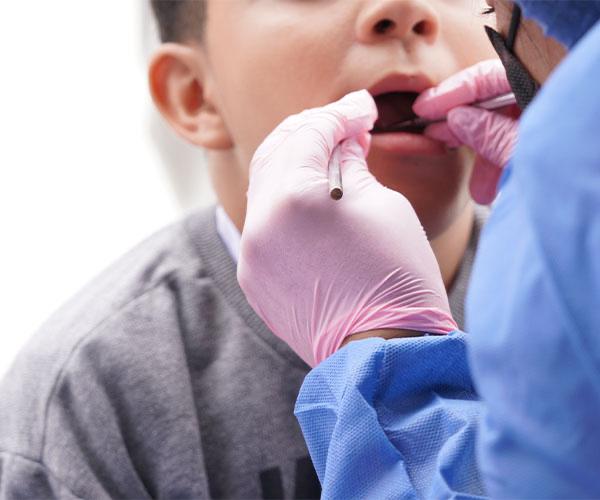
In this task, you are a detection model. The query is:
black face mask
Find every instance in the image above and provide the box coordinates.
[485,5,540,109]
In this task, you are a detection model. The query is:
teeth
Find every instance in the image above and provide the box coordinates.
[373,92,420,133]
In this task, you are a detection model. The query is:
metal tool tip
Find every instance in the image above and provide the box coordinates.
[330,188,343,200]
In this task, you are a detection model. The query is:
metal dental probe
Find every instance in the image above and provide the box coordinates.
[328,140,347,200]
[328,92,516,200]
[329,152,343,200]
[385,92,517,131]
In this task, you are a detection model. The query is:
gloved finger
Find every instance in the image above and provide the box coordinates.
[338,138,376,183]
[324,139,373,201]
[358,131,372,156]
[252,90,377,173]
[469,156,504,205]
[413,59,511,120]
[446,106,517,168]
[423,122,461,148]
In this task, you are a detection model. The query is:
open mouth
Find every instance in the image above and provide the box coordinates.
[372,92,425,134]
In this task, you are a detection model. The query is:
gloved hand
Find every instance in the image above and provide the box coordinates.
[413,60,519,204]
[238,90,457,367]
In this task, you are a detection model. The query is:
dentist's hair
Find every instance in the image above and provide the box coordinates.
[150,0,205,43]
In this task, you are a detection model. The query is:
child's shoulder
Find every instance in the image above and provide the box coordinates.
[37,206,219,347]
[0,207,230,459]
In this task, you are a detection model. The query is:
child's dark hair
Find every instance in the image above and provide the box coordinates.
[151,0,205,43]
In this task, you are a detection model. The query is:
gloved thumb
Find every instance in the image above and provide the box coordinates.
[336,137,378,191]
[447,106,517,168]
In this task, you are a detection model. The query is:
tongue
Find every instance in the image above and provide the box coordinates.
[373,92,419,132]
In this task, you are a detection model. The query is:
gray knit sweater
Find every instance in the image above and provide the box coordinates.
[0,206,485,499]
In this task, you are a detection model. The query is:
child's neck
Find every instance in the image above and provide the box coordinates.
[430,203,474,289]
[209,151,474,290]
[208,151,249,233]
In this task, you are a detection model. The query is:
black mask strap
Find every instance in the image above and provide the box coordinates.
[485,4,539,109]
[506,4,522,51]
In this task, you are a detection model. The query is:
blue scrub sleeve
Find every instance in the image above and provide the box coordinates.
[295,333,485,499]
[467,21,600,498]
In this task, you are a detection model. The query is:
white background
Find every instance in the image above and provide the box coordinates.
[0,1,215,377]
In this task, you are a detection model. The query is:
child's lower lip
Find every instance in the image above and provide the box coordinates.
[370,131,447,156]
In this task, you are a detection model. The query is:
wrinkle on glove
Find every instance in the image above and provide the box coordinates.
[239,90,456,368]
[467,20,600,498]
[296,333,485,499]
[449,106,517,205]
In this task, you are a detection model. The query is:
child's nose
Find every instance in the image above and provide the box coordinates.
[355,0,440,46]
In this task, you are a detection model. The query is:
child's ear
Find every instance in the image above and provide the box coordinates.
[148,43,233,150]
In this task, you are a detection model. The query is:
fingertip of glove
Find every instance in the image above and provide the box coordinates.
[412,89,438,119]
[413,81,472,120]
[469,156,503,205]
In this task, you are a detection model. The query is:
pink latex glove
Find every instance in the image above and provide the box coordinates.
[413,60,519,204]
[238,90,457,367]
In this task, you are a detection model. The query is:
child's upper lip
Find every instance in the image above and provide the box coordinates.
[368,72,435,97]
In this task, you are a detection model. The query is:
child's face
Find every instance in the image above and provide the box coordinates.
[203,0,497,237]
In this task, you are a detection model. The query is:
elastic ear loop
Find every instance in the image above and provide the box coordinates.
[506,4,522,51]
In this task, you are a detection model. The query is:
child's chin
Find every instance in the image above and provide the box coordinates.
[368,147,470,186]
[418,200,472,241]
[368,154,472,236]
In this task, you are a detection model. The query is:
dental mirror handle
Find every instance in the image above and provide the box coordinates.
[475,92,517,111]
[389,92,517,130]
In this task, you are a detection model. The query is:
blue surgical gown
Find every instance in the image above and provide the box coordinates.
[295,18,600,500]
[466,19,600,498]
[295,333,485,498]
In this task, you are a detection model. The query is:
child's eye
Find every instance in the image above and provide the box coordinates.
[481,6,495,15]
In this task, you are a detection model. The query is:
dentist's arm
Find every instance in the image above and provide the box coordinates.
[237,91,485,498]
